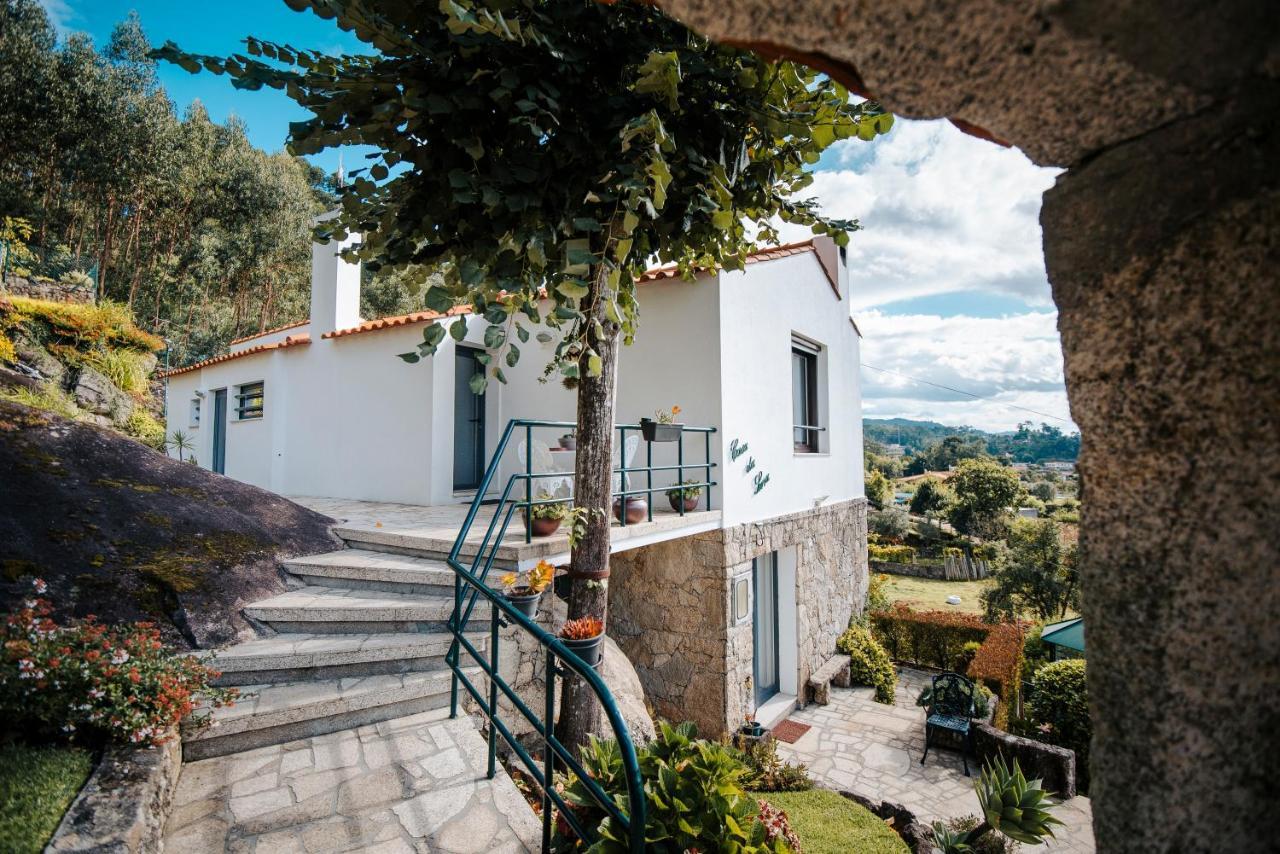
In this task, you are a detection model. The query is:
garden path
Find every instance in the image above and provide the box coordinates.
[779,667,1095,853]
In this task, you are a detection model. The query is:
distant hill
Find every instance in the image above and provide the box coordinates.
[865,418,1079,463]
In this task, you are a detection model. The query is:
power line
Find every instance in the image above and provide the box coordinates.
[860,362,1071,424]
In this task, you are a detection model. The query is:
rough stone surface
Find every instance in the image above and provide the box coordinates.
[973,722,1076,799]
[2,272,93,303]
[47,732,181,853]
[608,497,867,735]
[164,714,539,853]
[12,336,66,383]
[1043,78,1280,848]
[72,365,134,425]
[0,400,342,648]
[499,591,657,746]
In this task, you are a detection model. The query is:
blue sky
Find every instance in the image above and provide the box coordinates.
[42,0,1075,432]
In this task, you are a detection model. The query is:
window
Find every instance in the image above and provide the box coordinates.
[189,398,201,428]
[235,381,264,420]
[791,338,821,452]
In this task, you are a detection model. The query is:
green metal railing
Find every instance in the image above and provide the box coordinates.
[443,418,717,852]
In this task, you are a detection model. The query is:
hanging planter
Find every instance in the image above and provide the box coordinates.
[640,405,683,442]
[499,561,555,619]
[559,616,605,668]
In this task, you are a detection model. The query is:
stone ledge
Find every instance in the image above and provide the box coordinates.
[47,732,181,853]
[836,788,935,854]
[805,654,851,705]
[973,722,1076,798]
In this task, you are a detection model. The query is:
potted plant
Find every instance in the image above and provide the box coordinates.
[558,430,576,450]
[499,560,555,618]
[666,479,704,512]
[640,405,683,442]
[558,616,606,668]
[612,494,648,524]
[522,491,570,536]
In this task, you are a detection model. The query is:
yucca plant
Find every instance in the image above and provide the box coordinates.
[933,756,1063,853]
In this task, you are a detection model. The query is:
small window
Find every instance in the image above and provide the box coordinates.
[791,338,821,452]
[236,381,264,420]
[189,398,201,428]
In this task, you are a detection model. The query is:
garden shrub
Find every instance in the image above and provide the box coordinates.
[1028,659,1091,789]
[955,640,983,673]
[83,348,152,395]
[943,815,1018,853]
[869,604,1024,727]
[865,572,891,613]
[559,721,794,852]
[0,579,236,745]
[124,409,166,449]
[6,296,163,354]
[732,735,813,792]
[837,624,896,704]
[868,543,916,563]
[869,508,911,541]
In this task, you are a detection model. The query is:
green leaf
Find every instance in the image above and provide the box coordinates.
[424,324,446,347]
[397,352,420,364]
[450,317,468,341]
[483,324,506,349]
[468,372,487,394]
[536,331,554,344]
[556,280,590,300]
[633,50,682,110]
[425,286,455,312]
[586,351,603,377]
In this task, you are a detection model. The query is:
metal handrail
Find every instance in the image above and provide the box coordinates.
[443,418,718,852]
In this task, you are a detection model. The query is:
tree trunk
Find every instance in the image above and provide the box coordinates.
[556,256,623,754]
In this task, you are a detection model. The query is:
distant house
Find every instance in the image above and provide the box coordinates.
[1018,506,1040,518]
[1043,460,1076,473]
[1041,616,1086,660]
[161,233,869,734]
[883,443,907,458]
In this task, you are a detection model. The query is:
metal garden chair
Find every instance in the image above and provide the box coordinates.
[920,671,977,775]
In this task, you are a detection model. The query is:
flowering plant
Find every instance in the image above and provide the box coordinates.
[653,404,682,424]
[755,800,802,851]
[500,560,555,596]
[0,579,237,746]
[558,616,604,640]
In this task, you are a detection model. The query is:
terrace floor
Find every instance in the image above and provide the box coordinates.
[293,496,721,569]
[778,667,1095,853]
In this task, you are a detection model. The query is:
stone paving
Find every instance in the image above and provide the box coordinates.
[779,667,1096,853]
[165,713,540,853]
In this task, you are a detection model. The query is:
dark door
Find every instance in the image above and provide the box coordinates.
[212,389,228,474]
[753,552,780,707]
[453,347,486,491]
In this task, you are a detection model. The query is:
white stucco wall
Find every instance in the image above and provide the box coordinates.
[163,244,862,520]
[716,250,864,526]
[228,322,310,354]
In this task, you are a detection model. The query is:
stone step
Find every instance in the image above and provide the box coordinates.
[334,526,527,567]
[182,669,479,761]
[282,549,461,595]
[243,586,455,634]
[206,631,485,686]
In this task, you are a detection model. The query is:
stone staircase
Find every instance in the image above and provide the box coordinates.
[184,544,499,762]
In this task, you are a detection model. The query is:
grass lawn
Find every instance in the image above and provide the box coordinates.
[881,574,992,615]
[0,743,94,854]
[752,789,908,853]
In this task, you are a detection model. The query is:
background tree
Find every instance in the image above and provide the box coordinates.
[947,458,1022,540]
[909,476,951,528]
[865,469,893,509]
[982,518,1079,621]
[154,0,891,749]
[1028,481,1056,502]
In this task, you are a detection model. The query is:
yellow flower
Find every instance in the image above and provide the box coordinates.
[500,572,518,589]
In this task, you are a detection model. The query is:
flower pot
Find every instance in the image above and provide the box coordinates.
[561,633,604,668]
[668,493,699,513]
[640,418,683,443]
[740,720,766,738]
[505,589,542,619]
[522,511,563,537]
[612,496,648,524]
[558,435,576,450]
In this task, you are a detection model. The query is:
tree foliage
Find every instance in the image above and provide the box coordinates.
[153,0,892,387]
[947,459,1021,538]
[909,476,951,518]
[0,0,341,363]
[982,518,1079,621]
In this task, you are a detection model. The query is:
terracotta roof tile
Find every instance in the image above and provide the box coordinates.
[322,305,473,340]
[636,239,839,297]
[228,320,309,346]
[160,333,311,378]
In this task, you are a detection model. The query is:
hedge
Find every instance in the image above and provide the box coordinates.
[868,544,916,563]
[869,603,1024,728]
[1028,659,1091,790]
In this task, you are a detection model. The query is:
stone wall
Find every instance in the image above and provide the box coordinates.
[2,273,93,304]
[973,723,1077,799]
[608,497,867,735]
[47,732,181,853]
[870,559,944,580]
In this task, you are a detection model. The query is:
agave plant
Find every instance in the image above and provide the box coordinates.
[932,756,1063,853]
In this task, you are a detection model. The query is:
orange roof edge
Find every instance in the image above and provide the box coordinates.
[228,319,309,346]
[160,333,311,378]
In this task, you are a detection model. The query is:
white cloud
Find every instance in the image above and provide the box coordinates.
[778,118,1061,311]
[37,0,79,37]
[857,310,1075,432]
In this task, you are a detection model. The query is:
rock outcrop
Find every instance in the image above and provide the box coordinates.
[0,400,342,648]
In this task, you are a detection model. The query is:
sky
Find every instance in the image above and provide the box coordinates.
[41,0,1076,434]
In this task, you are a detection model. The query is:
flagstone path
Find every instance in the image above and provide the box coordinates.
[164,713,540,853]
[778,667,1096,853]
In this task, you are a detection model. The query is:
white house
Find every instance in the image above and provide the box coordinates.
[163,234,869,734]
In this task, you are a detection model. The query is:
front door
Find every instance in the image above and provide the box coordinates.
[211,389,228,474]
[453,347,486,491]
[753,552,780,707]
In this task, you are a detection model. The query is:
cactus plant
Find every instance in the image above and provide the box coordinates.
[932,757,1063,853]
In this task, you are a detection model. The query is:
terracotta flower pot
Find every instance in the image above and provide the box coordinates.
[612,496,648,524]
[668,494,699,512]
[522,513,562,537]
